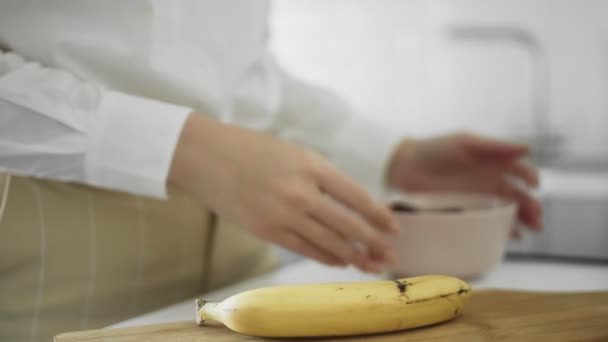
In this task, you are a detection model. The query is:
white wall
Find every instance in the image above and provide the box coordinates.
[269,0,608,164]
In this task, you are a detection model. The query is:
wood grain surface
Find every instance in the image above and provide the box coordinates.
[55,290,608,342]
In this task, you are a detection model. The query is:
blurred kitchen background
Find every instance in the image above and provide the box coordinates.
[268,0,608,263]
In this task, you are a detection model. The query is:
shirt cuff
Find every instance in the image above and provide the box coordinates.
[86,90,191,198]
[328,116,404,200]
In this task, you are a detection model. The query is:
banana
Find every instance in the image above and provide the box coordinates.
[195,275,472,337]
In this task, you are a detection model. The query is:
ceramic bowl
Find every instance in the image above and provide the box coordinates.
[388,192,517,279]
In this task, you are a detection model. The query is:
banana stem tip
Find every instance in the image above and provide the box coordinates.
[195,298,207,325]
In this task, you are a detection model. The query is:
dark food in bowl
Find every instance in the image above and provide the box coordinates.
[390,201,464,214]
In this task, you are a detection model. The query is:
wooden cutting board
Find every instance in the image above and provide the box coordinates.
[55,290,608,342]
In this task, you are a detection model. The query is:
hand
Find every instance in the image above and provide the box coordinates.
[169,114,398,273]
[387,132,542,232]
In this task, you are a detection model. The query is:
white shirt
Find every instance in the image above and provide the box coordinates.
[0,0,403,199]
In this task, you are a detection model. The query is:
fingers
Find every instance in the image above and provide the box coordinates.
[310,194,398,267]
[459,133,530,160]
[507,161,539,187]
[455,133,538,187]
[420,166,542,230]
[474,161,538,189]
[291,215,370,269]
[477,171,543,230]
[275,232,347,267]
[318,164,398,234]
[497,180,543,230]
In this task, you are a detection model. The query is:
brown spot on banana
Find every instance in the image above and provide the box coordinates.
[393,280,408,293]
[393,280,413,302]
[458,288,469,295]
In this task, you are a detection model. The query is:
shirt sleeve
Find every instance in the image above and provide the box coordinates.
[0,51,191,198]
[272,69,404,199]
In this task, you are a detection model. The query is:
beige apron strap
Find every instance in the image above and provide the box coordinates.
[206,217,279,290]
[0,172,11,225]
[201,212,218,291]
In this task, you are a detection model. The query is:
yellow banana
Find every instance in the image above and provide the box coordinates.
[196,275,472,337]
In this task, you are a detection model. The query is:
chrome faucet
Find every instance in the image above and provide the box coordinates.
[447,25,563,165]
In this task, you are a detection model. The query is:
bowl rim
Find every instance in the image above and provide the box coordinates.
[387,191,517,216]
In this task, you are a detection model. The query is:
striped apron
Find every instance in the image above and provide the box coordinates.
[0,173,278,342]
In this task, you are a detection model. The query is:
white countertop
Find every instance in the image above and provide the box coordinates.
[111,257,608,329]
[539,168,608,199]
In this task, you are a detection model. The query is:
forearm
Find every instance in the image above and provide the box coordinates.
[168,113,223,204]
